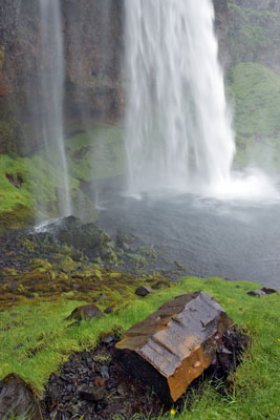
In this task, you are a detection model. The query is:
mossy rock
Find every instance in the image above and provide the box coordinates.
[0,205,34,232]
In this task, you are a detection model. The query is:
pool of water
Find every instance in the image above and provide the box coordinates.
[97,192,280,289]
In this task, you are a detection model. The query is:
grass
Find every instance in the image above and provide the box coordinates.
[0,155,32,213]
[0,276,279,419]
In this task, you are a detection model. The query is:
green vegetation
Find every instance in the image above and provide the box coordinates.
[0,125,124,227]
[0,155,34,229]
[228,3,280,64]
[0,155,32,212]
[0,276,279,418]
[0,119,20,154]
[229,62,280,169]
[67,125,124,182]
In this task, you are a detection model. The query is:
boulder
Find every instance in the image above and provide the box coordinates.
[116,292,234,403]
[247,287,278,297]
[66,304,104,321]
[78,385,106,402]
[0,374,42,420]
[135,285,152,297]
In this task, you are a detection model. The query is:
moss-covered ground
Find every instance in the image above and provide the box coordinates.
[0,276,279,419]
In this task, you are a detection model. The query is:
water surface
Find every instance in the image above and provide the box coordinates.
[98,193,280,289]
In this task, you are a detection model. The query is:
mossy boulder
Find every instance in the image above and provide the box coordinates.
[66,304,104,321]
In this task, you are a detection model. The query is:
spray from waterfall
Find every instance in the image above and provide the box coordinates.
[37,0,71,217]
[124,0,278,200]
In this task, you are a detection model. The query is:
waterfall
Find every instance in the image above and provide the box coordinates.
[124,0,236,195]
[37,0,71,216]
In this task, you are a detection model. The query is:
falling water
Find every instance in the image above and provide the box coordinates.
[124,0,236,195]
[38,0,71,216]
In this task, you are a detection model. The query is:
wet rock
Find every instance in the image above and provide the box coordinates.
[247,287,278,297]
[215,327,250,377]
[42,335,163,419]
[0,373,42,420]
[261,287,278,294]
[117,382,130,397]
[78,385,106,402]
[116,292,234,403]
[100,365,110,379]
[247,289,266,297]
[56,217,115,259]
[66,304,104,321]
[135,285,152,297]
[104,306,113,314]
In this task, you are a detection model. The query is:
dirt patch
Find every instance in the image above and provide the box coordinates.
[41,334,164,419]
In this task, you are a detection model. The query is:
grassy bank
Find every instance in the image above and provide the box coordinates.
[0,125,124,227]
[0,276,279,418]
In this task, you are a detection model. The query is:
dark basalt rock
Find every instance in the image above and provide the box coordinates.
[104,306,113,314]
[0,373,42,420]
[135,285,152,297]
[247,287,278,297]
[47,216,115,262]
[78,385,106,402]
[42,325,248,418]
[41,336,163,419]
[66,303,104,321]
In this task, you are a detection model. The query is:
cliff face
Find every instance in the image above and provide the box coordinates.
[0,0,124,154]
[214,0,231,68]
[63,0,124,128]
[228,0,280,73]
[0,0,279,155]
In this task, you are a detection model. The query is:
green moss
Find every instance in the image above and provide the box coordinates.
[0,276,279,420]
[0,120,16,149]
[0,124,124,226]
[0,153,73,225]
[228,63,280,169]
[0,155,35,229]
[228,3,280,64]
[0,155,32,211]
[67,125,125,181]
[25,154,79,218]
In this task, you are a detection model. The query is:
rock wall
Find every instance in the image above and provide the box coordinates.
[63,0,124,129]
[0,0,124,154]
[0,0,280,154]
[228,0,280,73]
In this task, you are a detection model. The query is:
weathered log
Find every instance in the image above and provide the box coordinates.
[116,292,233,403]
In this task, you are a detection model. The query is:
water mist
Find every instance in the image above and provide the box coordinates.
[37,0,71,217]
[124,0,278,201]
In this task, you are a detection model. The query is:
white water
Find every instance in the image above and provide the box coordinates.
[124,0,278,200]
[38,0,72,216]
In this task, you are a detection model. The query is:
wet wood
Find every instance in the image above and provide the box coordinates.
[116,292,233,402]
